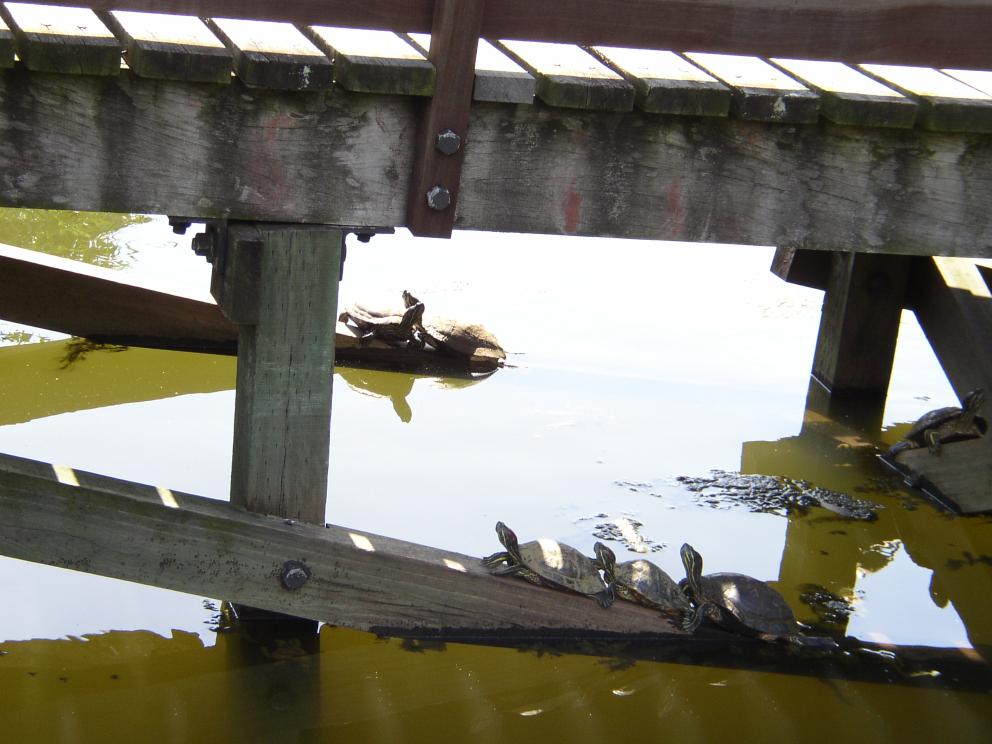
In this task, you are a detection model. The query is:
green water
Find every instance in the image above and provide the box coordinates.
[1,209,990,741]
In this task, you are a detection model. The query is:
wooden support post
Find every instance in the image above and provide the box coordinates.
[806,252,911,431]
[211,223,343,524]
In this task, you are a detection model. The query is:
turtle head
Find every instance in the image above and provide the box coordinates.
[593,542,617,579]
[964,388,986,412]
[402,290,422,309]
[680,543,704,597]
[494,521,519,555]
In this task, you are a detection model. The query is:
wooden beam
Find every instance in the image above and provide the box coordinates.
[909,256,992,401]
[0,3,121,75]
[406,0,485,238]
[212,224,342,524]
[4,70,992,254]
[28,1,992,69]
[808,252,911,428]
[0,452,684,638]
[889,437,992,515]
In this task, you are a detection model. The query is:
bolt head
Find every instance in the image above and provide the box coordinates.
[435,128,462,155]
[191,232,215,260]
[280,560,311,591]
[426,185,452,211]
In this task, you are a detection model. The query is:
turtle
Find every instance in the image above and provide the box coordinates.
[888,388,987,456]
[593,542,691,619]
[403,291,505,365]
[338,296,424,346]
[678,543,835,648]
[481,521,614,608]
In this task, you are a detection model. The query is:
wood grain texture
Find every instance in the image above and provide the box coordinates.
[1,3,120,75]
[771,58,917,128]
[860,64,992,133]
[102,9,231,83]
[495,40,634,111]
[304,25,434,95]
[205,17,333,90]
[26,1,992,69]
[0,452,684,638]
[893,436,992,515]
[590,46,730,117]
[0,15,13,68]
[219,224,342,524]
[685,53,819,123]
[3,68,992,256]
[405,0,485,238]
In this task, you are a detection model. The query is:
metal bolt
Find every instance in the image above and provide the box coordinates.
[168,216,192,235]
[426,185,452,211]
[435,128,462,155]
[279,560,311,591]
[191,231,215,261]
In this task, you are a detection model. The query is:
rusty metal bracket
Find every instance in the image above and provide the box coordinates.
[406,0,485,238]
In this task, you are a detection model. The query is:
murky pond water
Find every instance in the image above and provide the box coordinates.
[1,209,990,740]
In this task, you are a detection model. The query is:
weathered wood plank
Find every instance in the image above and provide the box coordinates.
[204,17,332,91]
[684,52,819,123]
[404,0,485,238]
[0,452,683,638]
[494,40,634,111]
[811,252,910,413]
[101,9,231,83]
[771,58,917,128]
[908,256,992,402]
[589,46,730,117]
[28,1,992,70]
[890,436,992,515]
[860,64,992,133]
[3,69,992,256]
[0,14,13,68]
[213,224,342,524]
[303,25,434,95]
[770,246,831,292]
[0,241,236,351]
[406,33,534,105]
[0,2,120,75]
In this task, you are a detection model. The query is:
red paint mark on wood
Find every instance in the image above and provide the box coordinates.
[564,190,582,234]
[667,180,686,239]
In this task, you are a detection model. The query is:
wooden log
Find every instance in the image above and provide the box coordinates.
[405,33,534,105]
[771,58,917,128]
[0,3,120,75]
[212,224,342,524]
[0,452,684,638]
[908,256,992,401]
[302,25,434,95]
[887,436,992,515]
[589,46,730,117]
[101,9,232,83]
[4,69,992,255]
[809,252,911,427]
[683,53,819,123]
[28,0,992,70]
[494,40,634,112]
[860,64,992,133]
[204,17,333,90]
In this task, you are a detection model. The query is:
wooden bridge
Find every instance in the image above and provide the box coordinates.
[1,0,992,654]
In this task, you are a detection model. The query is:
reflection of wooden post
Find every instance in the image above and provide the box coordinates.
[212,223,343,523]
[807,252,910,431]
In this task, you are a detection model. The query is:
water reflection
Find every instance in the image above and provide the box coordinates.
[337,366,495,423]
[0,208,148,268]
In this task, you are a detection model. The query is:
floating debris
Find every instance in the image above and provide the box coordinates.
[590,516,665,553]
[674,470,879,521]
[798,584,858,626]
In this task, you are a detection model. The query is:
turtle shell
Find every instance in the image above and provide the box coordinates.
[693,572,799,637]
[613,558,691,612]
[419,317,505,364]
[904,404,966,443]
[516,538,609,597]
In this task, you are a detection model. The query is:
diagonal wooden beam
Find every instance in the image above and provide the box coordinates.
[406,0,484,237]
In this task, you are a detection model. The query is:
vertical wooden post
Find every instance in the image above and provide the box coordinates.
[806,252,910,430]
[212,223,343,524]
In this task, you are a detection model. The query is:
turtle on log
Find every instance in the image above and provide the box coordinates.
[888,388,986,456]
[593,542,691,621]
[481,522,614,608]
[339,297,424,346]
[403,291,505,366]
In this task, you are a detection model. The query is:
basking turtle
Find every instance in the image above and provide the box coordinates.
[593,542,691,617]
[481,522,614,608]
[679,543,835,648]
[339,296,424,346]
[888,388,987,456]
[403,291,505,366]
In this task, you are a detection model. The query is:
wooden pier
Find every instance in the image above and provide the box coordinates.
[1,0,992,646]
